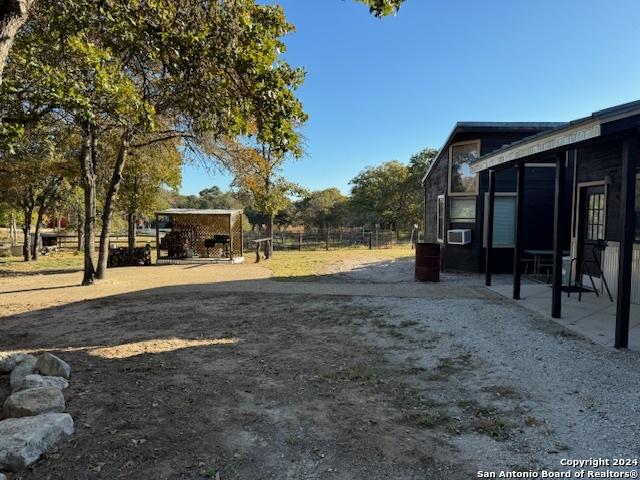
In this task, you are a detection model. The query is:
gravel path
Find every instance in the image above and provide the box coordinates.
[353,294,640,471]
[328,260,640,470]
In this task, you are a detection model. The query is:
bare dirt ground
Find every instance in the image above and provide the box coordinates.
[1,257,639,479]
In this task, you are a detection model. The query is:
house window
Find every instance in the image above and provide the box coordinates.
[483,194,516,247]
[449,141,480,195]
[437,195,445,242]
[450,197,476,223]
[586,191,605,241]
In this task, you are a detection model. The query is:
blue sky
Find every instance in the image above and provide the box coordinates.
[180,0,640,195]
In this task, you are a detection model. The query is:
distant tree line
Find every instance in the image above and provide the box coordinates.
[169,147,437,233]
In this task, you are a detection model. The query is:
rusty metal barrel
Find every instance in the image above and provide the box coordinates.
[415,242,441,282]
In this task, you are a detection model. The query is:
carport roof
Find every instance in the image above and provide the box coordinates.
[156,208,243,215]
[471,99,640,173]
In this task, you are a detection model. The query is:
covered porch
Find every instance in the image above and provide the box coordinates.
[473,100,640,350]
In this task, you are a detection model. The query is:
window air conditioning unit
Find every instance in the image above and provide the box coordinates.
[447,229,471,245]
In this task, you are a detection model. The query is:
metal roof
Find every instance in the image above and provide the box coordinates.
[471,99,640,173]
[421,122,564,184]
[156,208,243,215]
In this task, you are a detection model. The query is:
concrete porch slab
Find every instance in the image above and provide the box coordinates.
[488,280,640,351]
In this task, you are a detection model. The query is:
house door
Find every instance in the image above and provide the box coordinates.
[578,185,606,277]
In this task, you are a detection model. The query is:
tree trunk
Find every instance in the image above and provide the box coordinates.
[32,205,44,260]
[96,134,130,279]
[22,206,33,262]
[79,128,97,285]
[0,1,34,86]
[76,210,84,252]
[127,212,136,250]
[10,211,17,246]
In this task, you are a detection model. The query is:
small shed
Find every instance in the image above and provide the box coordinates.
[155,209,244,264]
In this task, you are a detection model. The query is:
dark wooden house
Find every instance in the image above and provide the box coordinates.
[422,122,564,273]
[471,100,640,349]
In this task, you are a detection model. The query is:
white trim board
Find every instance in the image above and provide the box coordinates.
[471,121,602,173]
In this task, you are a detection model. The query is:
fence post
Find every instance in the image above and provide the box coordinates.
[298,232,302,251]
[325,227,329,251]
[368,232,372,250]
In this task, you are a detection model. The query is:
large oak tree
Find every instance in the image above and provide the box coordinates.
[0,0,405,85]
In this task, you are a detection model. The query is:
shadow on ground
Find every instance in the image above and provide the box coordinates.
[0,270,479,480]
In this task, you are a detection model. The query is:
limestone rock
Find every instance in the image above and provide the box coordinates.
[9,355,37,389]
[0,413,74,471]
[3,387,65,418]
[14,374,69,392]
[35,353,70,379]
[0,354,18,374]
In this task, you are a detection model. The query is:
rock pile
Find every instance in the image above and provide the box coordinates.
[0,353,74,475]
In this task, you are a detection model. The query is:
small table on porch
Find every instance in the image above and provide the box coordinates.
[523,249,570,282]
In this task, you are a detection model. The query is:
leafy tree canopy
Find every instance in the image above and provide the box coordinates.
[297,188,349,229]
[359,0,404,17]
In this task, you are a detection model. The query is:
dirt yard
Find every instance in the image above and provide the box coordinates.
[1,251,639,479]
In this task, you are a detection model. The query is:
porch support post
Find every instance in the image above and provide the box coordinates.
[485,169,496,286]
[615,133,638,349]
[552,151,566,319]
[513,162,525,299]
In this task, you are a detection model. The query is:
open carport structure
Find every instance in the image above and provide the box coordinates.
[472,100,640,349]
[155,209,244,265]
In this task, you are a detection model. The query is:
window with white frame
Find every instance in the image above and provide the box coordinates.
[483,193,516,247]
[449,197,476,223]
[437,195,445,242]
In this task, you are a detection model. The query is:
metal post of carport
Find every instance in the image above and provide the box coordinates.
[229,213,234,262]
[155,213,160,263]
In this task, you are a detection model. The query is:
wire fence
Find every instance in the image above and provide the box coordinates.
[40,229,416,255]
[55,234,158,252]
[243,229,416,252]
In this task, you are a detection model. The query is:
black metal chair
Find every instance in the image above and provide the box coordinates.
[578,240,614,302]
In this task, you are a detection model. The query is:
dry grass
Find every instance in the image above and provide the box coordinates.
[457,400,512,441]
[265,246,413,280]
[0,251,84,276]
[0,245,412,279]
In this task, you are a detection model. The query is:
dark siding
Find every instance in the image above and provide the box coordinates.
[422,128,561,273]
[423,150,448,243]
[476,165,565,274]
[576,140,622,241]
